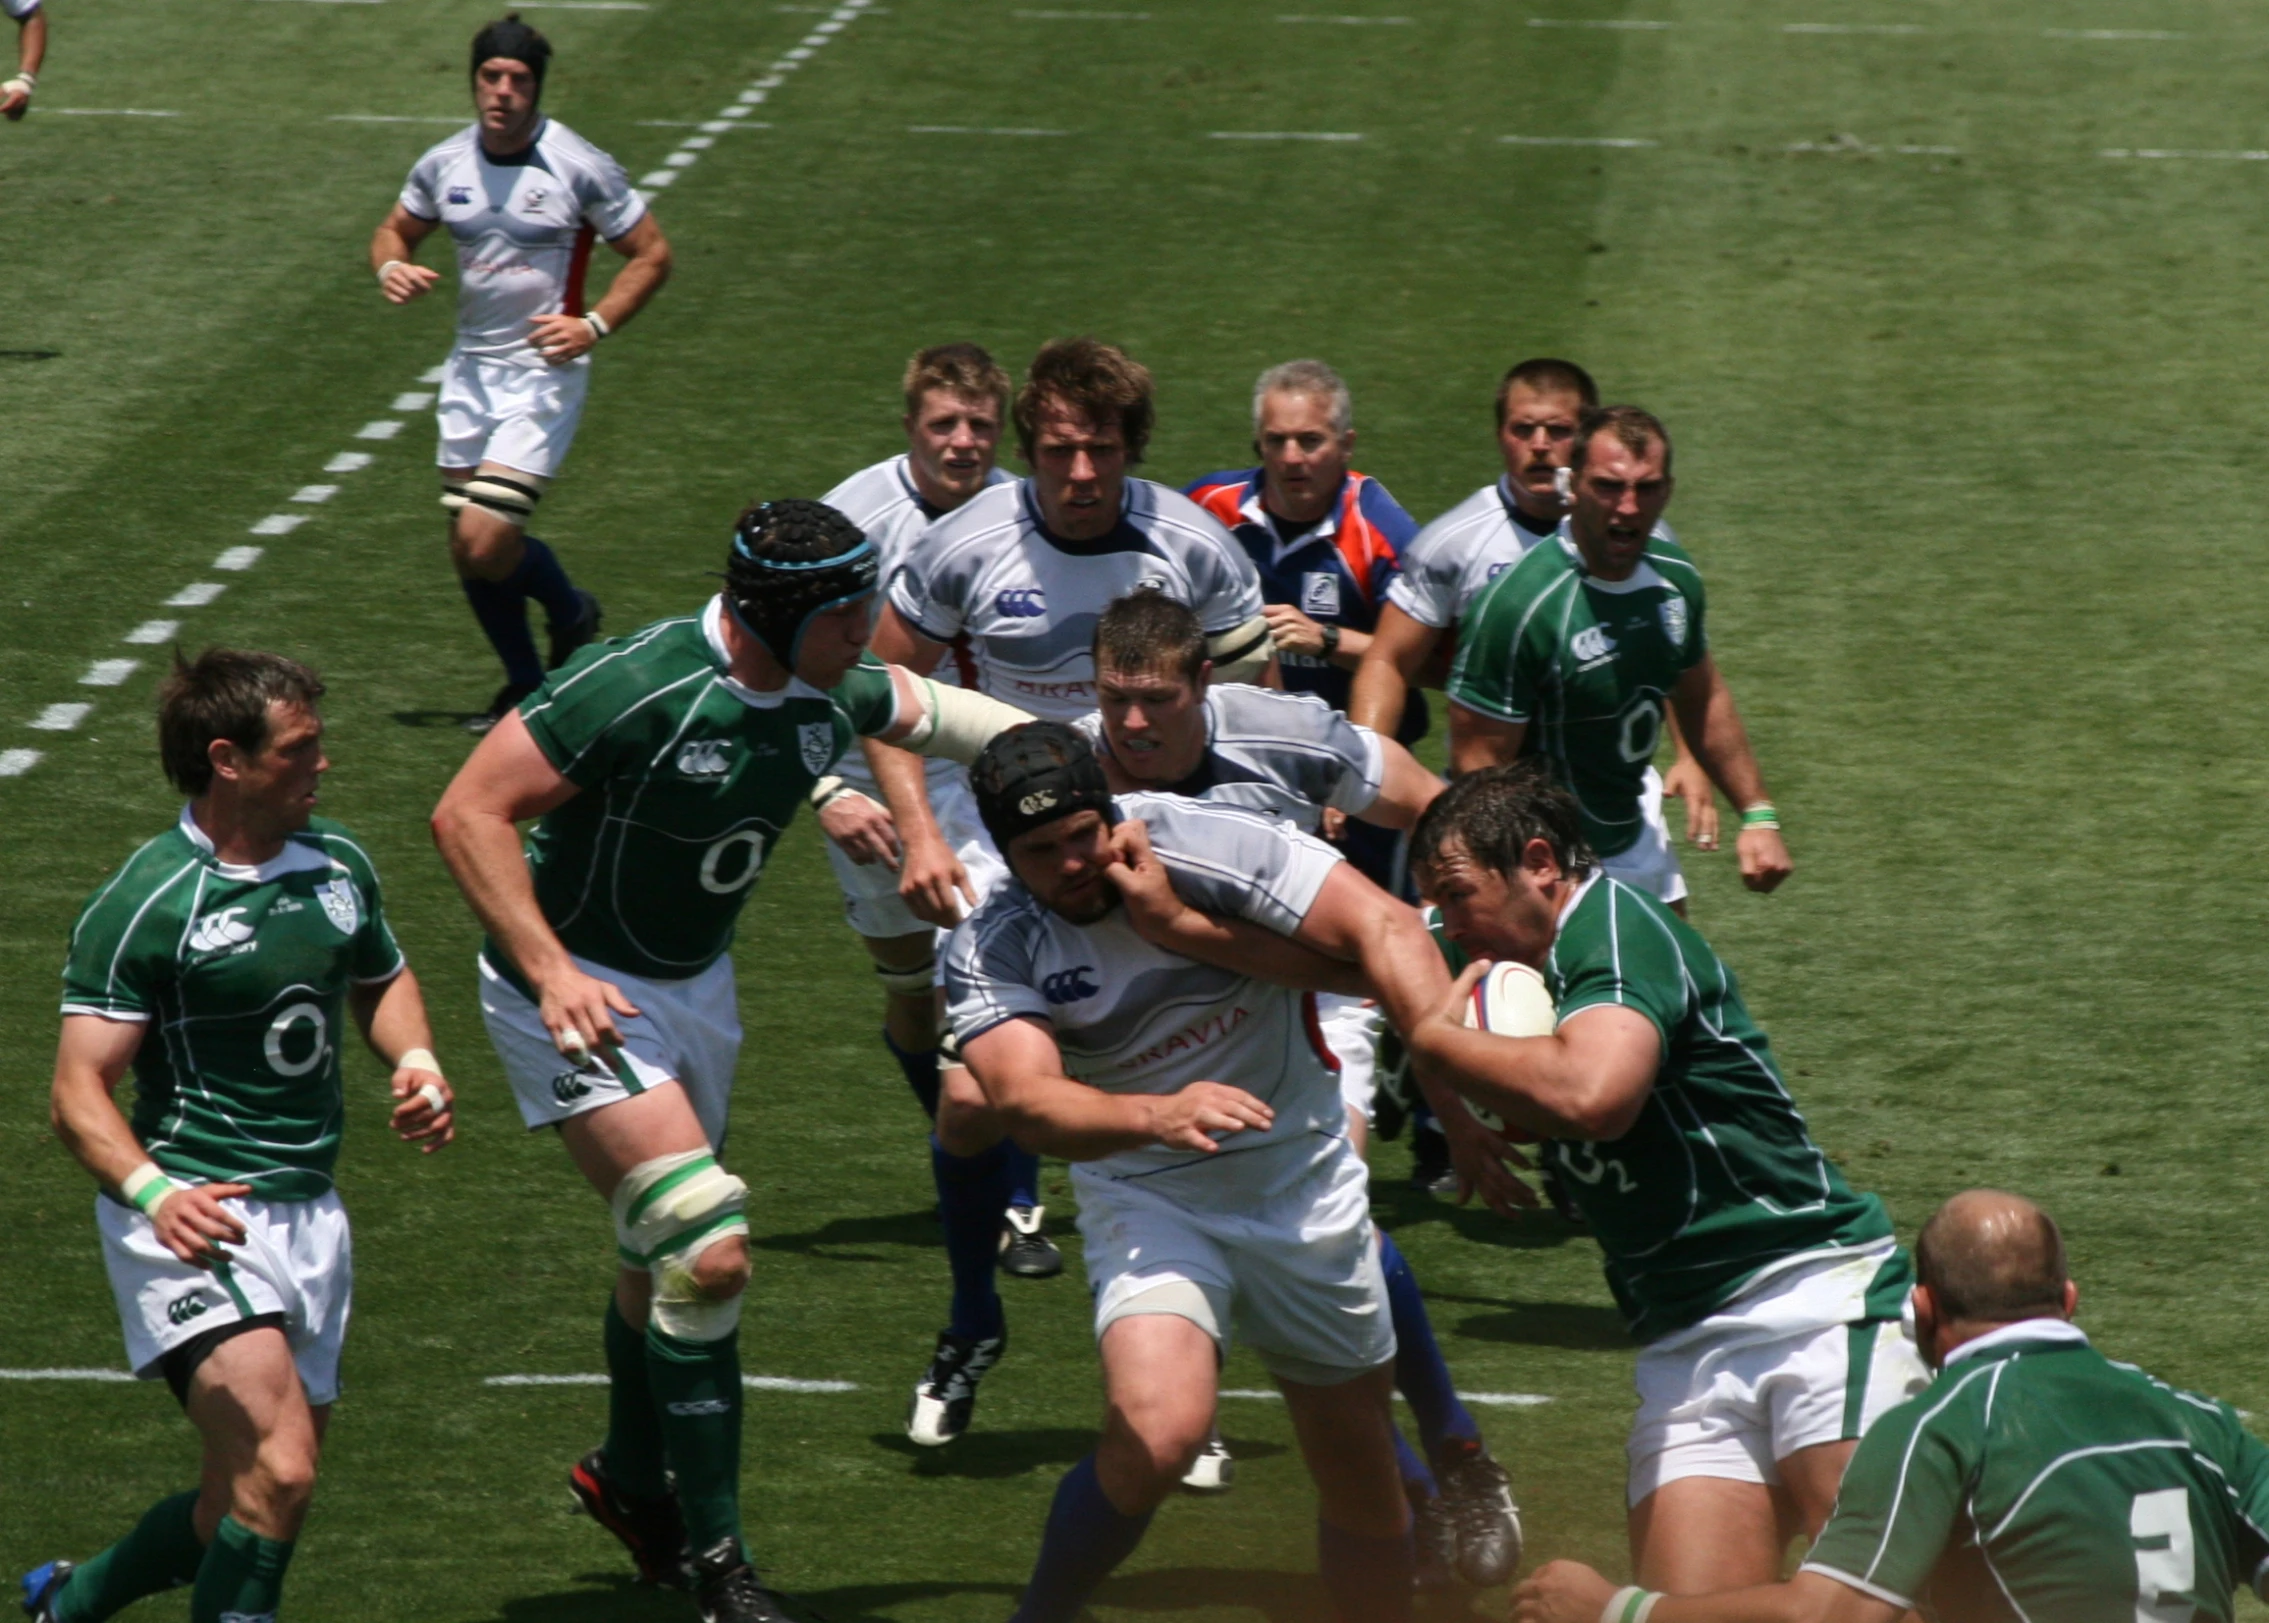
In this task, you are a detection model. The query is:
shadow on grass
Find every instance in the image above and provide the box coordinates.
[1095,1566,1503,1621]
[753,1208,940,1262]
[1421,1291,1630,1350]
[484,1571,690,1621]
[793,1577,1023,1622]
[868,1428,1292,1481]
[391,709,489,729]
[1367,1182,1579,1252]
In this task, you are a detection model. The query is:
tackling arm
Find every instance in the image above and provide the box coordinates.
[1347,602,1440,735]
[1447,702,1525,777]
[1515,1565,1897,1623]
[1102,821,1370,996]
[1669,656,1791,891]
[1354,736,1444,830]
[346,967,454,1153]
[370,204,443,305]
[962,1014,1275,1160]
[1411,981,1661,1141]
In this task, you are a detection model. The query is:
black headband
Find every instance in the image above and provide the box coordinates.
[971,722,1116,852]
[472,16,551,90]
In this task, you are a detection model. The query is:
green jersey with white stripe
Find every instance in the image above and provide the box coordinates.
[1445,528,1706,858]
[60,809,406,1201]
[1803,1323,2269,1621]
[1542,874,1897,1341]
[506,599,900,983]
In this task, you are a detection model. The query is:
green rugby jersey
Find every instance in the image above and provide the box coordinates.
[504,600,899,984]
[1445,529,1705,858]
[61,808,405,1201]
[1540,874,1897,1341]
[1804,1322,2269,1621]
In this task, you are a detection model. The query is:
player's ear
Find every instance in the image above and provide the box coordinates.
[1911,1284,1942,1363]
[1520,836,1559,885]
[2061,1279,2079,1320]
[207,736,245,784]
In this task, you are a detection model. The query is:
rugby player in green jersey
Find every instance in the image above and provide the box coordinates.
[25,650,454,1623]
[429,499,1027,1623]
[1445,406,1792,908]
[1403,764,1925,1592]
[1516,1189,2269,1623]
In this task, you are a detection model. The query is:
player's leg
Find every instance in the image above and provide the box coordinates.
[1628,1478,1783,1591]
[909,1057,1018,1445]
[870,930,943,1115]
[1624,1324,1783,1590]
[1277,1367,1415,1623]
[182,1327,322,1623]
[1764,1310,1928,1540]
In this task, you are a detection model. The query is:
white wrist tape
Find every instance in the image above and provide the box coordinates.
[398,1047,439,1074]
[4,71,33,96]
[584,310,611,339]
[808,774,850,810]
[120,1161,180,1220]
[899,680,1033,766]
[377,258,406,285]
[1601,1587,1662,1623]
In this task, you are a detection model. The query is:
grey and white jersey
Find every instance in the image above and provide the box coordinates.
[1071,684,1384,837]
[1385,477,1558,631]
[944,792,1347,1197]
[820,453,1012,792]
[2,0,40,19]
[887,478,1265,723]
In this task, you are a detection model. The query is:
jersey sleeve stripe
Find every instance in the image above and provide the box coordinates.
[1794,1564,1914,1610]
[59,1003,151,1022]
[553,667,712,778]
[103,858,201,1005]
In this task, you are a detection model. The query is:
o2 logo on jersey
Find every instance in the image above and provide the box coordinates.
[1569,625,1617,665]
[995,587,1046,618]
[1300,573,1342,618]
[1041,966,1100,1004]
[446,185,473,206]
[676,740,733,781]
[1658,598,1690,651]
[265,1003,332,1078]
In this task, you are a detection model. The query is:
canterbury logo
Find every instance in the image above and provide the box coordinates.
[994,587,1046,618]
[187,907,255,954]
[1041,966,1099,1004]
[1017,790,1058,816]
[1570,625,1617,663]
[551,1070,594,1104]
[167,1293,211,1326]
[666,1398,732,1416]
[676,740,733,779]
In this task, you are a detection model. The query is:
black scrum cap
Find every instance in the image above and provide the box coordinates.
[472,15,552,90]
[971,722,1116,852]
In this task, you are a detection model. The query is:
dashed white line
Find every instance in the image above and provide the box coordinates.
[356,420,405,440]
[2102,147,2269,160]
[291,484,339,504]
[31,704,93,731]
[330,115,464,124]
[250,514,308,536]
[214,548,264,571]
[1783,21,1923,33]
[0,750,42,777]
[1502,133,1656,147]
[124,621,179,645]
[328,452,374,473]
[1277,12,1411,20]
[665,151,700,166]
[0,1368,135,1381]
[168,584,227,607]
[391,391,434,411]
[515,1,652,8]
[1015,7,1149,15]
[1528,16,1669,27]
[639,169,680,187]
[1219,1387,1555,1405]
[1209,129,1364,141]
[909,124,1069,136]
[2047,26,2182,39]
[1788,137,1957,154]
[47,107,183,116]
[81,660,140,688]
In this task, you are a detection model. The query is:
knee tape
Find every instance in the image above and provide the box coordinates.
[1206,614,1275,684]
[613,1151,750,1342]
[440,474,471,513]
[464,472,546,523]
[872,950,936,998]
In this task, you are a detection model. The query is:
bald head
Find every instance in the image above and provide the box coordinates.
[1914,1190,2070,1326]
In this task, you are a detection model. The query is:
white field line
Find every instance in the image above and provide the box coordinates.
[214,547,265,571]
[0,1368,136,1381]
[356,419,404,440]
[81,660,140,688]
[47,107,182,116]
[124,620,179,644]
[1783,21,1922,33]
[1209,130,1363,141]
[1278,14,1413,22]
[910,124,1069,136]
[1529,17,1670,28]
[31,704,92,731]
[166,583,226,607]
[329,450,376,470]
[2047,26,2182,39]
[0,750,41,777]
[1221,1387,1554,1406]
[417,366,446,385]
[2102,147,2269,160]
[1015,7,1150,15]
[485,1374,859,1392]
[250,514,308,536]
[291,484,339,503]
[1502,134,1655,147]
[517,2,654,9]
[330,115,465,124]
[391,391,434,411]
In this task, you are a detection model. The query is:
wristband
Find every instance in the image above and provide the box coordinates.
[415,1081,449,1116]
[1602,1586,1662,1623]
[809,774,851,811]
[1319,622,1342,657]
[1739,802,1782,831]
[377,258,406,285]
[397,1046,440,1075]
[4,71,33,96]
[120,1161,180,1220]
[584,310,611,340]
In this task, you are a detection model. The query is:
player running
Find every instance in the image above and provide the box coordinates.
[368,14,672,732]
[1515,1190,2269,1622]
[1446,406,1793,902]
[428,500,1025,1623]
[23,650,454,1623]
[1,0,46,120]
[949,723,1459,1623]
[864,337,1273,1452]
[814,344,1062,1278]
[1403,763,1927,1593]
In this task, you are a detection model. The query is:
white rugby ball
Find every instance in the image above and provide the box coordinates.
[1458,961,1557,1136]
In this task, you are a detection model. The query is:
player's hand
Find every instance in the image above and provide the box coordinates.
[1662,754,1718,851]
[379,262,442,305]
[528,312,598,364]
[1736,825,1792,893]
[0,84,28,122]
[1102,819,1188,941]
[537,963,641,1059]
[1318,805,1348,844]
[1513,1561,1619,1623]
[1260,602,1328,657]
[1145,1082,1274,1152]
[388,1061,455,1153]
[899,830,976,929]
[1438,1097,1540,1219]
[151,1181,254,1269]
[819,788,901,868]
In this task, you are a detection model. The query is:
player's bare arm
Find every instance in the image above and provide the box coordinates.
[1100,820,1369,996]
[50,1015,251,1269]
[865,735,970,926]
[1515,1564,1894,1623]
[1361,737,1446,829]
[814,761,900,868]
[1659,707,1719,850]
[1668,655,1791,891]
[369,204,444,305]
[1,7,45,119]
[1447,701,1524,777]
[1261,601,1369,670]
[962,1014,1273,1159]
[429,709,642,1053]
[345,966,455,1153]
[528,212,672,364]
[1414,963,1661,1141]
[1348,601,1440,735]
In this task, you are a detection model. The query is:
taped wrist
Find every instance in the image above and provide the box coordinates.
[1205,614,1275,683]
[612,1151,750,1342]
[120,1161,181,1220]
[897,681,1033,766]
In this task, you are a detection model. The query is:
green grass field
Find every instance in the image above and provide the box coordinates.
[8,0,2269,1616]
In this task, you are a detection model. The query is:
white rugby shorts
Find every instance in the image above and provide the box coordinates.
[98,1188,352,1406]
[825,770,1008,943]
[1599,766,1688,905]
[1315,993,1381,1120]
[1082,1135,1394,1386]
[435,349,590,478]
[479,949,741,1150]
[1626,1243,1929,1505]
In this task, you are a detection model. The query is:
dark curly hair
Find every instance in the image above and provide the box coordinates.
[1013,337,1155,463]
[1410,760,1596,882]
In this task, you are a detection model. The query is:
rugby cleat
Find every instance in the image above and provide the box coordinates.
[464,680,539,735]
[1438,1446,1523,1588]
[547,588,604,671]
[18,1559,72,1623]
[906,1326,1005,1446]
[689,1539,799,1623]
[998,1204,1064,1280]
[568,1449,690,1589]
[1179,1430,1234,1493]
[1408,1489,1457,1591]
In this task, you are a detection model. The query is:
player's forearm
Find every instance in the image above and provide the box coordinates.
[1350,904,1453,1038]
[51,1061,154,1191]
[1673,664,1770,808]
[1651,1572,1882,1623]
[19,10,45,74]
[1149,908,1370,997]
[370,224,418,272]
[984,1069,1167,1160]
[1358,740,1444,831]
[589,241,671,331]
[431,806,577,986]
[863,735,945,846]
[1347,656,1406,735]
[351,967,435,1067]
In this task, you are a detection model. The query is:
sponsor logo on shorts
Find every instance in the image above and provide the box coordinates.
[551,1070,595,1105]
[1300,572,1342,618]
[798,722,834,776]
[676,739,733,780]
[994,587,1045,618]
[1569,624,1617,666]
[666,1398,732,1416]
[187,907,256,955]
[446,186,473,205]
[167,1292,211,1326]
[1040,965,1099,1004]
[317,875,360,935]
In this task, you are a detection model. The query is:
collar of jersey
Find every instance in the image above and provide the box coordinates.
[479,114,549,168]
[1943,1318,2090,1367]
[699,596,825,709]
[1020,480,1149,557]
[176,804,335,884]
[1231,469,1349,565]
[1553,528,1667,596]
[1497,476,1562,545]
[1556,868,1603,931]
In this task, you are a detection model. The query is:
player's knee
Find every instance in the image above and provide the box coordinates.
[613,1150,750,1343]
[687,1233,750,1301]
[1114,1409,1210,1489]
[249,1433,320,1517]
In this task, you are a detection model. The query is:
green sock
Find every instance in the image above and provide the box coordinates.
[190,1515,293,1623]
[603,1297,669,1497]
[646,1325,743,1554]
[53,1491,203,1623]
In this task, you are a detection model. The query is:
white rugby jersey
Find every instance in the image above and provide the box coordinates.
[945,793,1347,1196]
[1389,475,1679,631]
[822,453,1012,791]
[400,118,646,368]
[1071,684,1384,836]
[887,479,1265,723]
[3,0,41,19]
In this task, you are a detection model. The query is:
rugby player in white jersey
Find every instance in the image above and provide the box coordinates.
[367,15,672,732]
[24,650,453,1623]
[949,722,1466,1623]
[0,0,46,120]
[814,344,1061,1280]
[864,337,1274,1450]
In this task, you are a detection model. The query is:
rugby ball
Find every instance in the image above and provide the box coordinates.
[1458,961,1557,1137]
